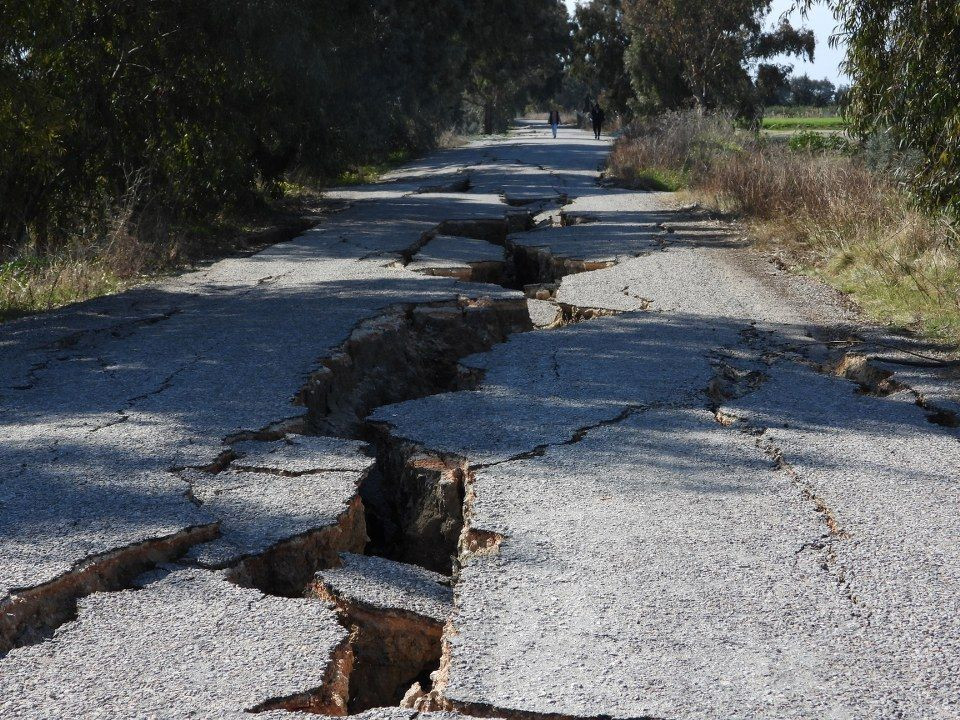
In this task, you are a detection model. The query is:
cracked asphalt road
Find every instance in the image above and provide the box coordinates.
[1,121,959,719]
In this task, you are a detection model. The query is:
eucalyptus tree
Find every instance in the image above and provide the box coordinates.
[463,0,569,134]
[570,0,632,116]
[622,0,814,117]
[0,0,477,250]
[812,0,960,213]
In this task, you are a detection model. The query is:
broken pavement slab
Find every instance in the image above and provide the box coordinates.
[526,298,563,328]
[314,552,452,625]
[371,310,747,465]
[406,235,507,284]
[0,568,351,719]
[204,435,378,576]
[229,434,374,475]
[182,466,367,592]
[3,118,959,719]
[721,363,960,716]
[437,409,884,718]
[1,125,606,646]
[313,553,454,711]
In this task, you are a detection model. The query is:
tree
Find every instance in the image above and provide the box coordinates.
[462,0,569,134]
[570,0,632,116]
[756,64,792,106]
[788,74,835,106]
[0,0,479,249]
[622,1,814,117]
[809,0,960,213]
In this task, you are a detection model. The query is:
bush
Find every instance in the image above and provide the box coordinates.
[609,111,741,189]
[787,131,854,154]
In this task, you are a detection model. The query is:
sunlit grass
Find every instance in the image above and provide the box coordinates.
[334,149,413,186]
[616,166,689,191]
[762,116,845,130]
[1,248,138,322]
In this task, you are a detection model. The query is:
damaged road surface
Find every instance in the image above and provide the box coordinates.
[2,121,959,719]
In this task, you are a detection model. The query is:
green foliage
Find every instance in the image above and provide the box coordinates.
[765,116,846,130]
[822,0,960,214]
[463,0,569,134]
[787,130,853,153]
[3,0,564,253]
[570,0,632,116]
[615,111,960,344]
[621,1,815,117]
[333,151,414,187]
[755,64,792,106]
[621,167,689,191]
[765,105,841,118]
[788,74,836,107]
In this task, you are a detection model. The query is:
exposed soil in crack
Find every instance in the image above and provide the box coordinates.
[297,297,532,438]
[0,524,218,655]
[557,210,599,227]
[812,349,960,428]
[828,353,906,397]
[402,213,622,300]
[416,175,472,194]
[359,430,468,575]
[311,583,445,712]
[218,193,955,716]
[228,494,368,597]
[553,302,621,326]
[1,189,673,711]
[926,407,960,428]
[706,361,768,407]
[507,243,616,290]
[728,322,959,432]
[501,192,569,207]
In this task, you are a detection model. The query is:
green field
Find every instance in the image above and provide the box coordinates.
[762,116,846,130]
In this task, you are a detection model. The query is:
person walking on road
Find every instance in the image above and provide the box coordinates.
[590,103,605,140]
[548,108,560,139]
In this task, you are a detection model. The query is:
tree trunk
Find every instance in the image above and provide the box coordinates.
[482,100,495,135]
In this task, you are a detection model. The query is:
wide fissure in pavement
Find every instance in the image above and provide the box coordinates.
[7,127,957,718]
[0,176,644,718]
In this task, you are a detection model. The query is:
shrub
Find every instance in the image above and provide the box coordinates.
[787,131,854,154]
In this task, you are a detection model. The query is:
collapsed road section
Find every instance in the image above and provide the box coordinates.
[2,122,959,720]
[0,123,636,717]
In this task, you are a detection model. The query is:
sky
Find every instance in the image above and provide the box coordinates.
[766,0,848,83]
[563,0,849,84]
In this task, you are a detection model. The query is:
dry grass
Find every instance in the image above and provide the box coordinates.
[607,112,739,191]
[0,180,179,322]
[611,112,960,344]
[436,129,470,149]
[0,188,319,323]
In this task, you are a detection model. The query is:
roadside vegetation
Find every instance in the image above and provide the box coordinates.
[571,0,960,346]
[608,113,960,342]
[0,1,567,321]
[761,116,845,131]
[6,0,960,343]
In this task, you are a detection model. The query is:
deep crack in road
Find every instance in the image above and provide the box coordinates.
[1,121,958,719]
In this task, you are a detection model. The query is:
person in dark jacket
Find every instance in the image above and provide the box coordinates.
[590,103,605,140]
[548,108,560,138]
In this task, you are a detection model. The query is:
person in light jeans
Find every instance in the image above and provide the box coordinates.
[548,109,560,139]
